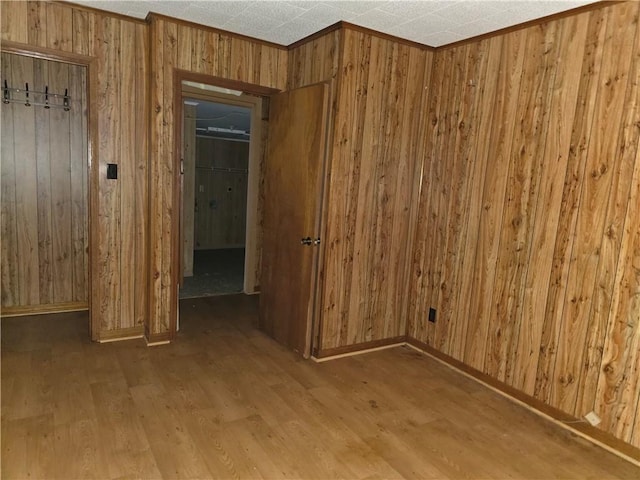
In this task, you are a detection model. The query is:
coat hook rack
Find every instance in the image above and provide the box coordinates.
[1,79,71,111]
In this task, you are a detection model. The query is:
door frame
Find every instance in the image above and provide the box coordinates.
[170,70,279,333]
[0,41,99,339]
[178,85,261,293]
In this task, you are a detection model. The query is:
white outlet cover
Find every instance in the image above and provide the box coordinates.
[584,411,601,426]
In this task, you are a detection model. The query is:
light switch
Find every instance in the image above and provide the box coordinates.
[107,163,118,179]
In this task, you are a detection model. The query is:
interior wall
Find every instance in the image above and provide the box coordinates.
[407,2,640,448]
[194,137,249,250]
[317,29,433,354]
[0,1,148,339]
[147,15,287,340]
[1,52,88,313]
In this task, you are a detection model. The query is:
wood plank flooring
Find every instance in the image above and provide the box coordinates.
[2,295,638,479]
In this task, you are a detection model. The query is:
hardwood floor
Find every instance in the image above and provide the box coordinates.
[2,295,638,479]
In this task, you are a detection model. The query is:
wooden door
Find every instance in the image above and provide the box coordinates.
[259,83,329,358]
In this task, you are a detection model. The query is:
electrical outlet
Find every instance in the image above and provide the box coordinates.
[584,411,601,426]
[428,308,436,323]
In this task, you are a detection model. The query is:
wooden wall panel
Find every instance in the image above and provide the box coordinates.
[408,2,640,448]
[0,53,87,311]
[1,1,148,338]
[287,30,340,90]
[1,56,19,307]
[193,138,249,250]
[147,16,287,339]
[318,29,432,352]
[194,168,248,250]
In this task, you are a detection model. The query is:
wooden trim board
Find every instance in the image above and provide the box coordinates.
[314,336,407,359]
[1,302,88,318]
[98,326,144,343]
[312,341,407,363]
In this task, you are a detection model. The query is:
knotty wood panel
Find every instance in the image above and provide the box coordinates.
[195,137,249,170]
[0,53,87,311]
[407,2,640,448]
[147,15,287,340]
[194,168,248,250]
[1,1,149,338]
[193,138,249,250]
[318,29,432,352]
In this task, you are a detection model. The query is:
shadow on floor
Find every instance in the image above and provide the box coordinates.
[180,248,245,299]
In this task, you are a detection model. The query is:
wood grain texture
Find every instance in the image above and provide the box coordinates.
[260,83,329,357]
[1,53,88,312]
[147,14,287,339]
[1,1,149,338]
[193,138,249,250]
[408,2,640,448]
[318,29,432,353]
[2,299,638,478]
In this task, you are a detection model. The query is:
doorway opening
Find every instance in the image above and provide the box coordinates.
[178,81,264,302]
[180,98,251,298]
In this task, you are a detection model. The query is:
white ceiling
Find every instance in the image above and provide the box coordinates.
[70,0,598,47]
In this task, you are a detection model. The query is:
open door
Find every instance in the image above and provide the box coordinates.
[259,83,329,358]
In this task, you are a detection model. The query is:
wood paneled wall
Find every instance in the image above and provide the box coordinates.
[287,29,341,91]
[194,138,249,249]
[288,27,436,355]
[288,27,435,355]
[3,0,638,451]
[1,53,88,312]
[317,29,433,353]
[147,15,287,340]
[407,2,640,448]
[1,1,148,339]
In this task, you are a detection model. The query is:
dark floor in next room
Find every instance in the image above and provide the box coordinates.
[180,248,245,299]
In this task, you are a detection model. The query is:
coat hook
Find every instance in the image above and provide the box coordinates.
[63,88,69,111]
[25,82,30,106]
[468,79,477,87]
[44,85,50,109]
[3,80,9,104]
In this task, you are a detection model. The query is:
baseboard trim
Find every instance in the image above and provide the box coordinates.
[313,336,406,360]
[98,326,144,343]
[1,302,88,317]
[312,340,406,363]
[145,332,172,346]
[405,337,640,467]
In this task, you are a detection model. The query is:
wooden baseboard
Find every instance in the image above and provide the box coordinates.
[98,326,144,343]
[405,337,640,466]
[145,331,172,346]
[1,302,88,317]
[313,336,407,359]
